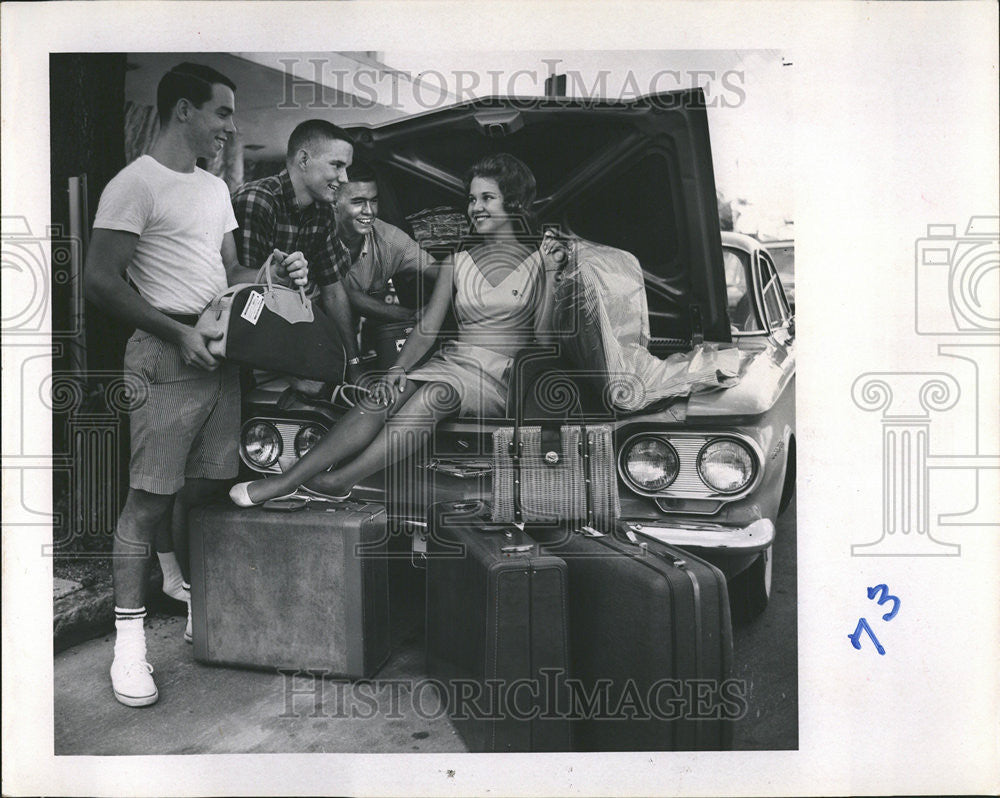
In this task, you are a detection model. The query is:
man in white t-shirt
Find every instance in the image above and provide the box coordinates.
[85,63,308,707]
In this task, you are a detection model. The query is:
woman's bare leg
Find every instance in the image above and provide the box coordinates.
[307,381,460,495]
[243,383,421,503]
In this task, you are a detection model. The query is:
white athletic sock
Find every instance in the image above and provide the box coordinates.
[183,583,193,642]
[113,607,148,662]
[157,551,187,601]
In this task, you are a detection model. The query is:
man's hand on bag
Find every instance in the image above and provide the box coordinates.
[272,249,309,287]
[177,327,222,371]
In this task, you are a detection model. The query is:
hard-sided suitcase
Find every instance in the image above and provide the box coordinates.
[535,523,736,751]
[425,500,573,753]
[189,501,390,678]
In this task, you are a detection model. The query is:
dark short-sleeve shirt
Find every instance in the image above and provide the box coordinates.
[342,219,423,297]
[231,169,350,286]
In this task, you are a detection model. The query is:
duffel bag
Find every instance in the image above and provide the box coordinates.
[195,254,346,383]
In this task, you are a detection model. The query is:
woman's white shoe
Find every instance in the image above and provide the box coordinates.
[229,481,299,507]
[228,482,259,507]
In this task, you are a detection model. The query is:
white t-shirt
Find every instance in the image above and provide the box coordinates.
[93,155,237,314]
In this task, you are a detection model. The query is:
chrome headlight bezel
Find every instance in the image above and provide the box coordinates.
[621,436,680,493]
[617,430,764,502]
[294,424,325,458]
[696,438,757,495]
[241,420,282,469]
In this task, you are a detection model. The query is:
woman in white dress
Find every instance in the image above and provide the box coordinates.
[230,153,567,506]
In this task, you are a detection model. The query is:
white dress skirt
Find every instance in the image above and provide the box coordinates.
[407,248,542,418]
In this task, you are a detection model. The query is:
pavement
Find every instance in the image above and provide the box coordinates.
[54,498,797,754]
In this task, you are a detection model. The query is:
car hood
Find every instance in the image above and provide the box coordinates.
[347,88,730,343]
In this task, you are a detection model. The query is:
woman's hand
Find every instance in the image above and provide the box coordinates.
[540,230,569,274]
[372,365,407,407]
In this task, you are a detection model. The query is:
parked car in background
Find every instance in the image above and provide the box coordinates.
[237,88,796,621]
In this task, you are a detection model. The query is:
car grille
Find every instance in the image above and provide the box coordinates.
[617,431,763,501]
[665,436,717,495]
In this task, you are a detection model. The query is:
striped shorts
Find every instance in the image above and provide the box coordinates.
[124,330,240,495]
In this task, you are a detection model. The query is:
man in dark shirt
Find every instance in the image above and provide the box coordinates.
[232,120,363,381]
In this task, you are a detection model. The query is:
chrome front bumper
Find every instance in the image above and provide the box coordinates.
[622,517,775,555]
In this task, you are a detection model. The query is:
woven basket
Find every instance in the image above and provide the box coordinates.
[492,424,619,529]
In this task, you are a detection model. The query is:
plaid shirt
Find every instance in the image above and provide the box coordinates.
[231,169,349,286]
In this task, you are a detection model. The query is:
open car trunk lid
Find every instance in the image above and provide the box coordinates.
[347,87,729,344]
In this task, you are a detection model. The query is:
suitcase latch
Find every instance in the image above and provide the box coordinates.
[500,544,533,554]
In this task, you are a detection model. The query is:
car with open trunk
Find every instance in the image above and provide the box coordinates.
[237,87,795,621]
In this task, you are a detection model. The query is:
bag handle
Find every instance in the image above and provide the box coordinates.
[329,382,372,408]
[256,252,309,306]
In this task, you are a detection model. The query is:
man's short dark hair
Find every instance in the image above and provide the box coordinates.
[157,62,236,126]
[345,159,377,184]
[286,120,354,162]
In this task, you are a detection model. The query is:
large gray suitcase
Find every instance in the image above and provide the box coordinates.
[189,501,390,678]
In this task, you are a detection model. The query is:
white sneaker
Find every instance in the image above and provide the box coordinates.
[110,657,159,707]
[163,581,189,603]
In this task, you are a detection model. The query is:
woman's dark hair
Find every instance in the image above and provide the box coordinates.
[157,62,236,126]
[463,153,537,234]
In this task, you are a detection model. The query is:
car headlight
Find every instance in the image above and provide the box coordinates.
[243,421,282,468]
[623,437,679,492]
[294,424,325,457]
[697,439,755,494]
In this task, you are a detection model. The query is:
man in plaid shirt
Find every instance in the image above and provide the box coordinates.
[232,119,363,382]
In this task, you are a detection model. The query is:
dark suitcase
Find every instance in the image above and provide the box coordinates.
[189,501,391,678]
[425,500,573,752]
[535,523,736,751]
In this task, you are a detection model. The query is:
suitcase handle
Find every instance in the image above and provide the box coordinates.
[500,543,534,554]
[625,529,687,567]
